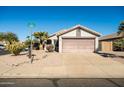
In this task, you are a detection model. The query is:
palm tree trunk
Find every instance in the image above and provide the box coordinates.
[40,39,45,50]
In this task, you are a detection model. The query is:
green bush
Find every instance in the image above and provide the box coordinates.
[6,41,25,55]
[113,38,124,51]
[46,44,54,52]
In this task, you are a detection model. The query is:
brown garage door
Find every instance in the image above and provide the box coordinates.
[62,38,95,52]
[101,41,113,51]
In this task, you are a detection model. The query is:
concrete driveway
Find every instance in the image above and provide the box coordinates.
[0,50,124,78]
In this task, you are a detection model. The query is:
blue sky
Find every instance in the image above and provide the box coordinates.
[0,6,124,40]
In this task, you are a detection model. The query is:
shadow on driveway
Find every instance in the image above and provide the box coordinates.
[96,51,124,58]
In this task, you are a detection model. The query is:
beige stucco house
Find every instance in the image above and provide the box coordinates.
[49,24,101,53]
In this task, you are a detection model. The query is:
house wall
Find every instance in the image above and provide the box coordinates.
[61,30,77,37]
[49,35,57,45]
[59,37,62,52]
[95,37,99,51]
[80,29,96,37]
[59,29,99,53]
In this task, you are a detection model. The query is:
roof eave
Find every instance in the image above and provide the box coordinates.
[99,36,123,41]
[57,26,101,37]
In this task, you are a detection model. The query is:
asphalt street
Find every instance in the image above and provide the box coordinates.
[0,78,124,87]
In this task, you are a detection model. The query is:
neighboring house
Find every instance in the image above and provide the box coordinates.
[99,33,123,51]
[49,24,101,53]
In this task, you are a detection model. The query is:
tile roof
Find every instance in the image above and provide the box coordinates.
[99,33,123,40]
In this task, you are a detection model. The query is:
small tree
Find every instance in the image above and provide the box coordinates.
[118,21,124,37]
[0,32,4,41]
[4,32,19,44]
[115,21,124,51]
[113,38,124,51]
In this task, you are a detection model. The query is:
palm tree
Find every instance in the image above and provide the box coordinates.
[118,21,124,37]
[33,31,48,50]
[42,32,49,41]
[33,31,48,44]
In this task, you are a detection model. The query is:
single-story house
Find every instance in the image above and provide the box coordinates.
[99,33,123,51]
[49,24,101,53]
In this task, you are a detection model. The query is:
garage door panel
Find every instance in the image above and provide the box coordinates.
[62,38,95,52]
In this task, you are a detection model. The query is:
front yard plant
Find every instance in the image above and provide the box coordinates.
[113,21,124,51]
[6,41,25,55]
[113,38,124,51]
[46,44,54,52]
[33,31,49,50]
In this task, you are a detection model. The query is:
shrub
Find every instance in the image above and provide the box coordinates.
[113,38,124,51]
[5,41,25,55]
[46,44,54,52]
